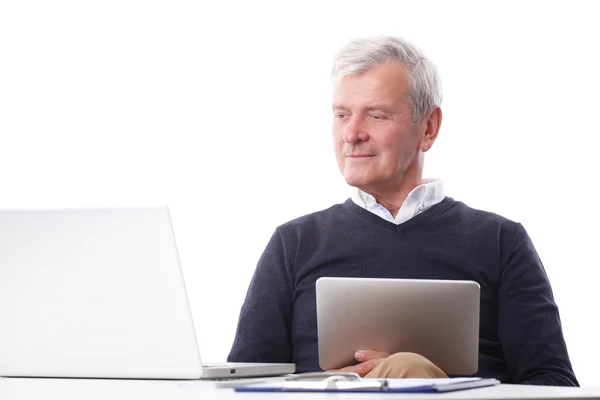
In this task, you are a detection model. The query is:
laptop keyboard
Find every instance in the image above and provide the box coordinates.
[202,362,228,367]
[203,362,266,368]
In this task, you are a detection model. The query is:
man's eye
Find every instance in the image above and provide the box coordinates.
[370,115,384,120]
[335,113,347,119]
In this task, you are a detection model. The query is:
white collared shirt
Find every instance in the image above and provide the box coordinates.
[351,180,445,225]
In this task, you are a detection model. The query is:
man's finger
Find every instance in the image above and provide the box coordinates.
[355,349,391,362]
[331,358,385,377]
[355,358,385,376]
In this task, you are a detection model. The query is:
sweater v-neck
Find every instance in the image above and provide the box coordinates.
[341,196,456,233]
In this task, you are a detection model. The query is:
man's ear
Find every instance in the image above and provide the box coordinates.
[420,107,442,152]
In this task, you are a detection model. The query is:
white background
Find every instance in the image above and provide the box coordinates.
[1,0,599,386]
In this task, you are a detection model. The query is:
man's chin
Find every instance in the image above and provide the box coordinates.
[343,175,372,189]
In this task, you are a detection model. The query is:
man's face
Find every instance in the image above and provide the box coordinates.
[332,63,426,192]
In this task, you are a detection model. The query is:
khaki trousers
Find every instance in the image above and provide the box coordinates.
[365,352,448,379]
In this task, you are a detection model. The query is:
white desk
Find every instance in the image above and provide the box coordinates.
[2,377,600,400]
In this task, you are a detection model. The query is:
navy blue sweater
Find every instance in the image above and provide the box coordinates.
[228,197,578,386]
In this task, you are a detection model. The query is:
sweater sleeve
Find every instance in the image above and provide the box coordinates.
[497,223,578,386]
[227,228,294,363]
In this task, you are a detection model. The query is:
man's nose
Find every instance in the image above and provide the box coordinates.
[342,115,368,144]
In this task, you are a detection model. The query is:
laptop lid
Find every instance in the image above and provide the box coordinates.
[0,206,204,379]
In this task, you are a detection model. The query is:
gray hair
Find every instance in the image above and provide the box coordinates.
[331,36,442,124]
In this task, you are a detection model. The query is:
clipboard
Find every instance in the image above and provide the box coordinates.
[233,373,501,393]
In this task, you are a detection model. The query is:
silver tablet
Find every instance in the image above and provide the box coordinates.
[316,277,480,375]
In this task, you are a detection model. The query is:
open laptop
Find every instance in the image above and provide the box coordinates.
[316,276,480,375]
[0,206,294,379]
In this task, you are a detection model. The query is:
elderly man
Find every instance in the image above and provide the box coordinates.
[227,35,578,386]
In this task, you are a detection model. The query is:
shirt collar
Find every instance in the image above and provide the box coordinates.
[351,179,445,224]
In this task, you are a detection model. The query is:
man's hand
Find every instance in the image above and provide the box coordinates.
[328,350,391,377]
